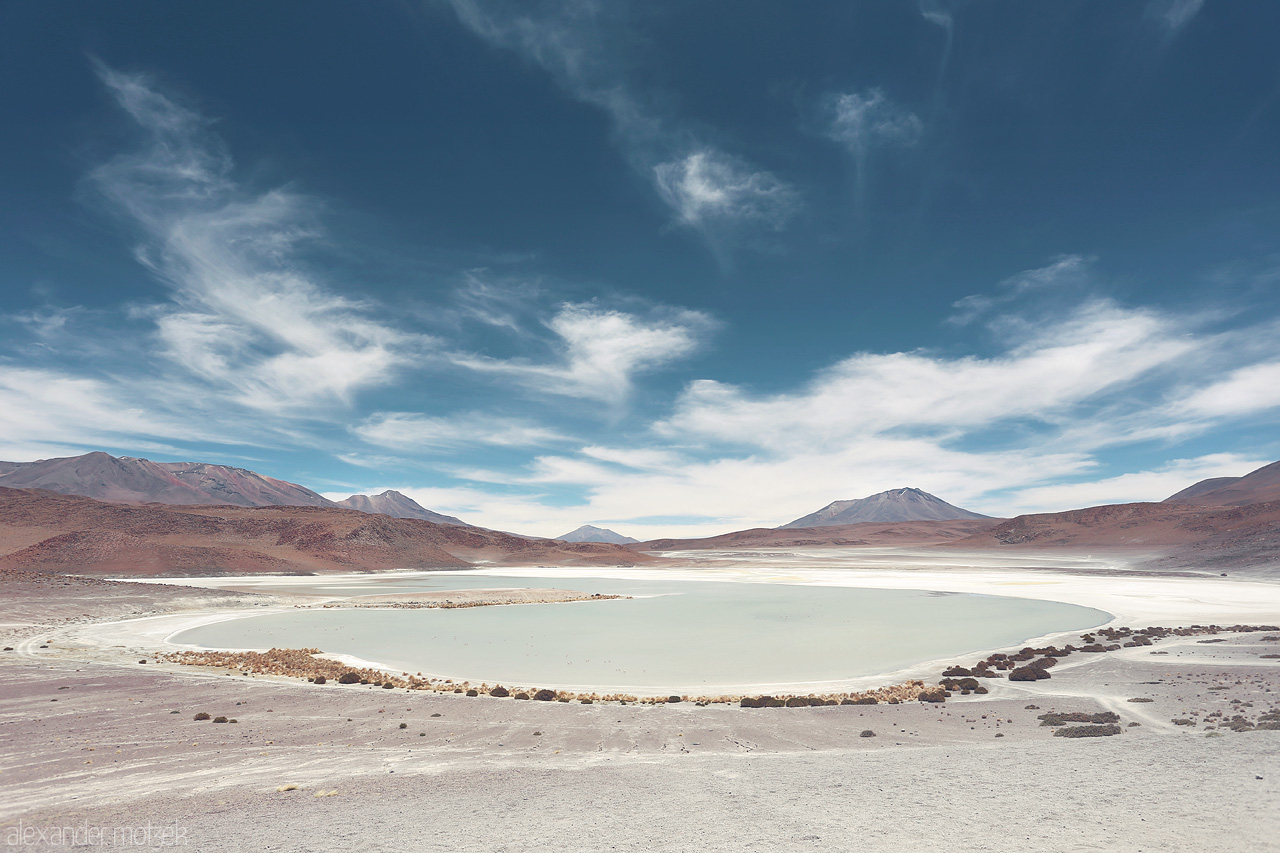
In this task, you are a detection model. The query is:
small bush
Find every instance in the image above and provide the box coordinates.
[213,716,228,724]
[193,712,211,721]
[381,682,394,689]
[667,695,682,704]
[740,697,760,708]
[1009,666,1050,682]
[489,686,510,697]
[1054,724,1122,738]
[859,730,876,738]
[942,666,972,677]
[917,688,946,703]
[466,689,479,697]
[580,698,594,704]
[313,675,327,685]
[533,689,556,702]
[337,672,361,685]
[1127,697,1154,703]
[399,722,407,729]
[514,692,530,701]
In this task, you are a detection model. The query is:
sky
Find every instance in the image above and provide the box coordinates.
[3,0,1280,538]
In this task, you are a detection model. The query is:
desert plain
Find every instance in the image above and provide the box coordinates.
[3,548,1279,853]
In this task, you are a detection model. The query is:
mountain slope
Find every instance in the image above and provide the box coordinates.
[0,452,335,508]
[1164,460,1280,507]
[336,490,470,526]
[948,499,1280,571]
[558,524,639,544]
[638,519,1000,551]
[0,487,655,575]
[780,487,991,528]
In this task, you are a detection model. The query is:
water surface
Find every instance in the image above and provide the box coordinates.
[173,573,1108,691]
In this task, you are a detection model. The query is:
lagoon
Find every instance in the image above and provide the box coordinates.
[170,572,1109,693]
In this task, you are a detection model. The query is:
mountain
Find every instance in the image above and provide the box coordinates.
[0,452,335,508]
[948,499,1280,572]
[0,487,656,576]
[1164,460,1280,507]
[558,524,639,544]
[336,490,470,526]
[638,519,1000,551]
[780,487,991,528]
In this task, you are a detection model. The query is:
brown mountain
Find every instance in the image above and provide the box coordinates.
[638,519,1001,551]
[948,499,1280,571]
[780,487,990,528]
[0,452,335,508]
[1164,460,1280,507]
[336,490,471,526]
[0,487,655,576]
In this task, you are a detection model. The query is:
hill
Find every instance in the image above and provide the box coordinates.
[1164,460,1280,507]
[638,519,1000,551]
[335,490,470,526]
[0,452,334,508]
[558,525,639,544]
[780,487,991,528]
[0,487,654,576]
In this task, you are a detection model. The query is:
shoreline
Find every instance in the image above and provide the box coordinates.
[90,554,1280,696]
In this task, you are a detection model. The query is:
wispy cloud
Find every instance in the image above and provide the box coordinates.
[449,301,715,405]
[950,254,1094,325]
[91,65,428,415]
[1145,0,1205,35]
[653,150,798,231]
[355,411,569,451]
[443,1,799,248]
[823,88,922,218]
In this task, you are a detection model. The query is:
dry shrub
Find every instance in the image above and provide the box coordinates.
[381,682,394,689]
[313,675,326,684]
[489,686,510,697]
[514,692,530,701]
[399,722,407,729]
[465,689,479,697]
[859,730,876,738]
[1009,666,1049,682]
[533,689,556,702]
[1127,697,1154,703]
[667,695,682,704]
[193,712,211,721]
[942,666,972,676]
[337,672,361,684]
[740,697,760,708]
[213,716,228,724]
[1054,724,1122,738]
[917,688,946,703]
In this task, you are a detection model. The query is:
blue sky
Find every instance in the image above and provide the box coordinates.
[3,0,1280,537]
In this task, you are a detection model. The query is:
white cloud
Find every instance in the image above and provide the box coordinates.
[0,367,208,461]
[658,300,1193,451]
[1001,453,1266,514]
[1177,362,1280,418]
[450,302,714,404]
[355,412,569,451]
[92,66,426,414]
[653,150,799,231]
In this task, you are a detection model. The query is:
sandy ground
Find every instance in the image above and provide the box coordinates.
[3,558,1280,851]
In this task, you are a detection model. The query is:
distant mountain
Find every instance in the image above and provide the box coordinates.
[0,452,334,508]
[0,487,656,576]
[638,519,1000,551]
[780,487,991,528]
[1164,460,1280,507]
[558,524,639,544]
[336,490,471,526]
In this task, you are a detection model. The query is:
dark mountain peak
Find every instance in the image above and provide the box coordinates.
[780,487,991,528]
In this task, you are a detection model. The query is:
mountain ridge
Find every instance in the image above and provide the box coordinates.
[558,524,639,544]
[336,490,471,526]
[780,487,991,528]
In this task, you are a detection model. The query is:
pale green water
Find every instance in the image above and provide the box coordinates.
[173,574,1108,691]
